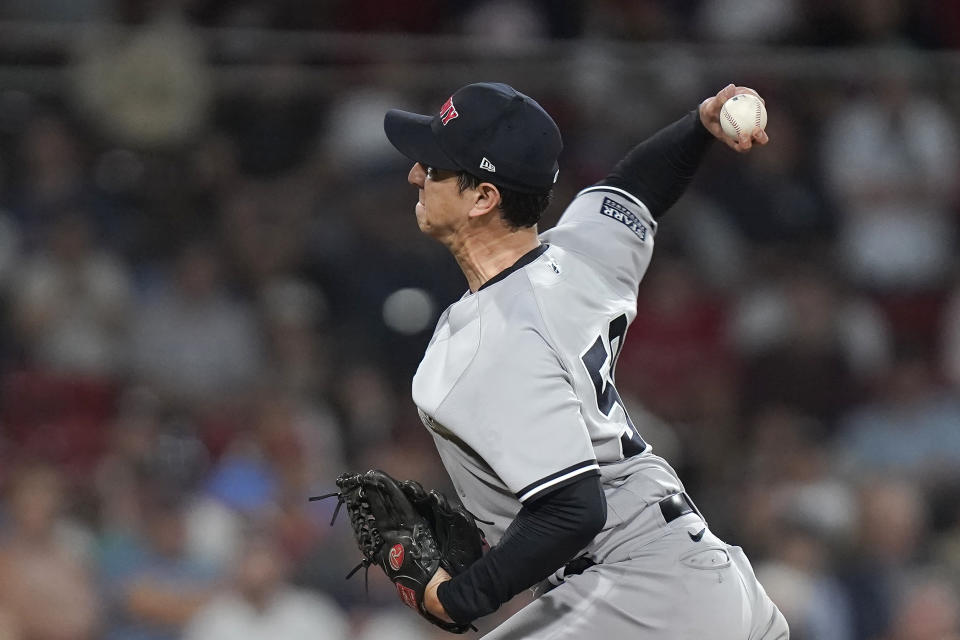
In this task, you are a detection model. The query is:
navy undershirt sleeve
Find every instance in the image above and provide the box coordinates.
[600,108,715,219]
[436,474,607,625]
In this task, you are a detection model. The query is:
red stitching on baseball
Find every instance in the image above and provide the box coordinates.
[722,107,741,135]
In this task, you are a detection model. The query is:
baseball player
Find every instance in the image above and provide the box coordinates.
[382,82,788,639]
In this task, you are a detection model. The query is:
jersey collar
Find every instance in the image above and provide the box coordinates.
[477,243,549,292]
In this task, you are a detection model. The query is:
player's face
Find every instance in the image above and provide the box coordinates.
[407,162,473,239]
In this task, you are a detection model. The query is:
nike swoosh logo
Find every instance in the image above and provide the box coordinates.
[689,528,706,542]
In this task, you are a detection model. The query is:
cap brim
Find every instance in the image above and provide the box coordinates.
[384,109,459,171]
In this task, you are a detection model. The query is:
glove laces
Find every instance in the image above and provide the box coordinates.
[310,490,375,595]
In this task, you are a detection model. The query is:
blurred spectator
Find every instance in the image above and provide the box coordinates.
[700,106,837,246]
[735,408,856,639]
[821,60,958,292]
[71,8,211,149]
[0,212,22,290]
[884,574,960,640]
[798,1,924,46]
[834,343,960,480]
[186,383,342,568]
[734,263,891,427]
[250,385,344,495]
[0,370,118,478]
[0,462,100,640]
[583,0,693,40]
[182,433,278,572]
[754,533,853,640]
[259,277,332,397]
[10,113,93,244]
[933,505,960,604]
[183,532,348,640]
[214,55,322,178]
[216,178,313,287]
[353,609,453,640]
[615,253,735,425]
[201,438,277,517]
[460,0,548,52]
[321,86,407,173]
[335,362,403,456]
[94,386,208,541]
[840,480,928,640]
[11,211,132,377]
[94,387,171,618]
[738,407,858,546]
[941,281,960,392]
[0,609,18,640]
[842,0,913,46]
[185,132,241,202]
[100,490,219,640]
[130,241,263,405]
[696,0,801,43]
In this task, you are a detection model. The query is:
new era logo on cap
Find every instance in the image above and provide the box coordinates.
[480,157,496,173]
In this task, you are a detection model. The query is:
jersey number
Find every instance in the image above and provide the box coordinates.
[581,314,647,455]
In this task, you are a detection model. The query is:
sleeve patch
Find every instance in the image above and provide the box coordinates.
[599,197,647,241]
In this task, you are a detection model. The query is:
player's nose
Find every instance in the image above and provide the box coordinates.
[409,163,426,187]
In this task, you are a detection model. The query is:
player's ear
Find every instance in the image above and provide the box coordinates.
[468,182,501,219]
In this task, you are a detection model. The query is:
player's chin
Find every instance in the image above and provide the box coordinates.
[415,203,430,232]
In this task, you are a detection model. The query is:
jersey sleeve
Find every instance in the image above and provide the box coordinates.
[441,321,599,505]
[540,187,657,295]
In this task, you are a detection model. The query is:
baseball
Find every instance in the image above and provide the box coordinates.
[719,93,767,141]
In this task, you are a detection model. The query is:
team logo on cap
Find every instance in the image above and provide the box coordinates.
[389,543,404,570]
[440,97,459,125]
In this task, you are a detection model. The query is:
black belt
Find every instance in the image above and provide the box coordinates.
[562,492,702,578]
[658,491,702,523]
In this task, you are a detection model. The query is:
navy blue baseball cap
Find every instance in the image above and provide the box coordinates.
[384,82,562,194]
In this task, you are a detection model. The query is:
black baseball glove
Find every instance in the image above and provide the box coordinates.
[313,470,486,633]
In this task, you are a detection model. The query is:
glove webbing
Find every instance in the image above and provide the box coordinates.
[310,486,479,633]
[310,491,376,593]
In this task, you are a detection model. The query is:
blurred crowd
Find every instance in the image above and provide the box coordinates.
[4,0,960,47]
[1,1,960,640]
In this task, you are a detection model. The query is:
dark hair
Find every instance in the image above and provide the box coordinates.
[457,172,552,230]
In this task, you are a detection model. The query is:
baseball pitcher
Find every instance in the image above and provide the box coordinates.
[326,81,788,639]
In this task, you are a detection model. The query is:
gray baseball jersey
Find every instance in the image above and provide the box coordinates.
[413,185,789,639]
[412,184,660,548]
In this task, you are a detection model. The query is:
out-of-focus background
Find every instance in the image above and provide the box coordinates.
[1,1,960,639]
